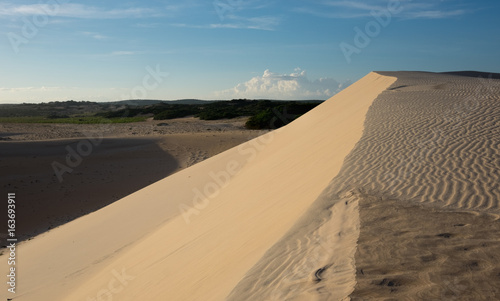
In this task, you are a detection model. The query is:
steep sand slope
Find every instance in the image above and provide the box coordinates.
[1,72,396,300]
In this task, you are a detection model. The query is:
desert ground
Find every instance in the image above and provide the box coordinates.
[1,71,499,300]
[0,117,261,241]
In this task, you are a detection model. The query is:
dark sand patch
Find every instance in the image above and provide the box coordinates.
[0,138,178,242]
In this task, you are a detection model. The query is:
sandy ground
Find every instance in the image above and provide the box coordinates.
[346,71,500,300]
[0,116,251,141]
[0,117,260,242]
[1,71,499,301]
[351,195,500,300]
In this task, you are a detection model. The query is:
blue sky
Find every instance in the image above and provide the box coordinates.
[0,0,499,103]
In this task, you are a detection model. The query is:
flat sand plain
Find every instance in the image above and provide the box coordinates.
[0,117,260,241]
[1,71,499,300]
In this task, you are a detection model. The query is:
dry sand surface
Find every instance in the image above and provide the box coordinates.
[1,71,499,301]
[0,117,260,241]
[0,116,251,141]
[351,195,500,300]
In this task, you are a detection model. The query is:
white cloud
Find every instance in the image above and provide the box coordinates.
[81,31,108,40]
[324,1,385,12]
[210,0,280,30]
[295,0,469,19]
[214,68,351,100]
[0,3,160,19]
[0,86,127,103]
[172,16,280,31]
[135,22,163,28]
[0,86,59,92]
[214,15,280,30]
[110,51,136,56]
[0,86,66,103]
[406,9,466,19]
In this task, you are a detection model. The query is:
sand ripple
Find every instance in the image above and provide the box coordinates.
[332,72,500,211]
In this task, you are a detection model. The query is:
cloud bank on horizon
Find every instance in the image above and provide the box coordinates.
[0,69,349,102]
[216,69,351,100]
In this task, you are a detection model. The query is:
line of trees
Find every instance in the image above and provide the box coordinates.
[102,99,322,129]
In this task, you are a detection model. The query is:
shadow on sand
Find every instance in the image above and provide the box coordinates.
[0,137,179,245]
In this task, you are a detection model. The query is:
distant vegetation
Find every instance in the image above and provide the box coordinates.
[0,101,106,118]
[0,99,322,129]
[244,102,319,129]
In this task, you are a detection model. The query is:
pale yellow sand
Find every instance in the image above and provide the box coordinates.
[3,71,499,301]
[1,72,396,300]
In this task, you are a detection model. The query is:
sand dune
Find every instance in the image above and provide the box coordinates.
[2,71,499,300]
[232,71,499,300]
[1,72,396,300]
[331,71,500,211]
